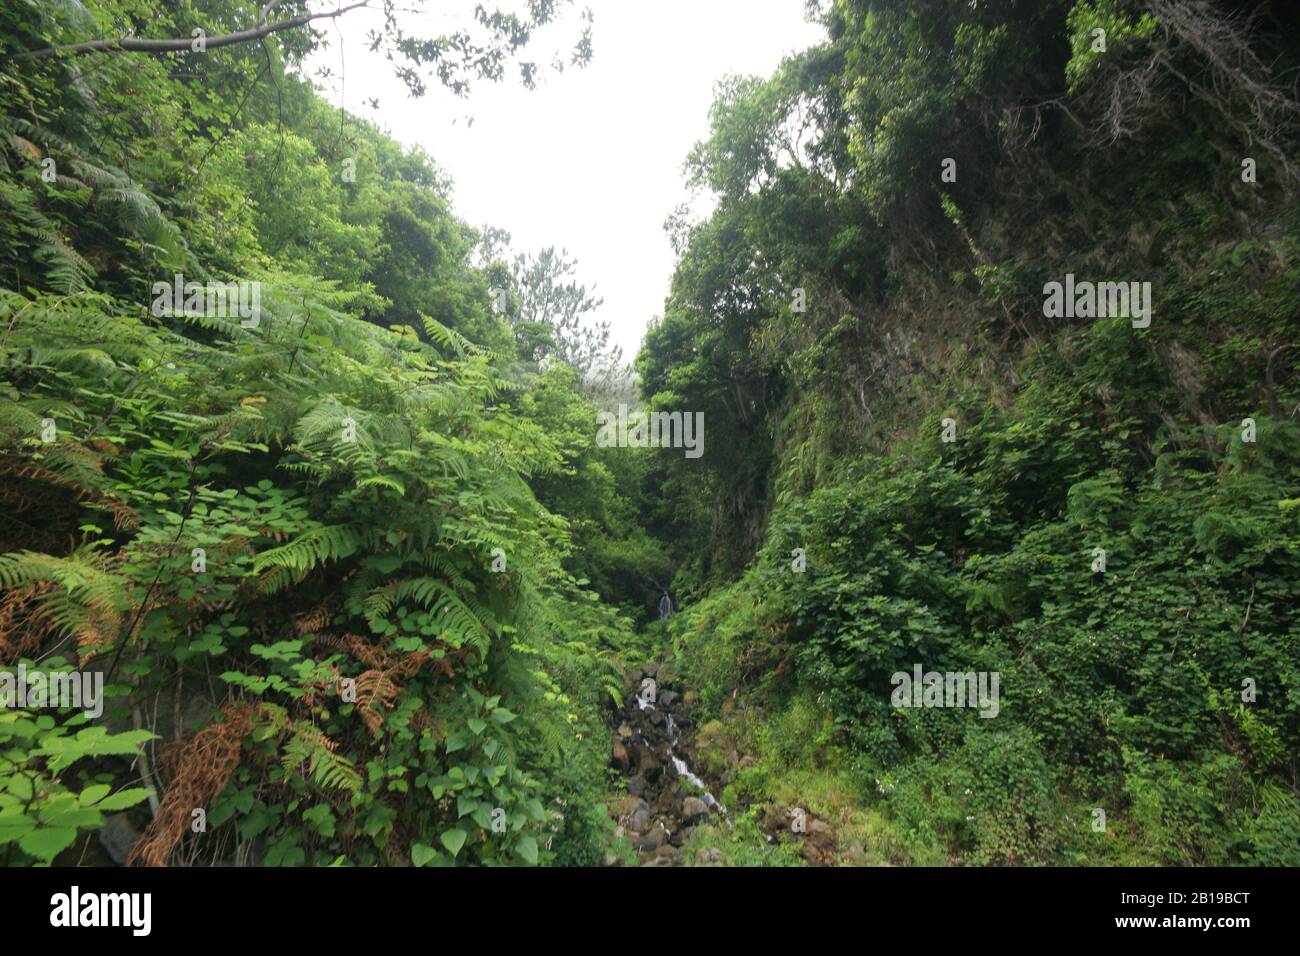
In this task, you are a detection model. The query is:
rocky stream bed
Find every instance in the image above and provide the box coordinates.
[606,663,724,866]
[607,663,839,867]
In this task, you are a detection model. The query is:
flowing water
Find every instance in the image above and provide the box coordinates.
[610,665,728,865]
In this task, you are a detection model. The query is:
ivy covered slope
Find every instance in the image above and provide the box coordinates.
[643,0,1300,865]
[0,2,633,866]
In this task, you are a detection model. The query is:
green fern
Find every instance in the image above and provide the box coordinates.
[253,525,362,579]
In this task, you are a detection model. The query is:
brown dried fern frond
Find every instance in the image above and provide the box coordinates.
[126,701,258,867]
[341,632,390,670]
[293,596,338,636]
[0,583,55,664]
[354,668,401,736]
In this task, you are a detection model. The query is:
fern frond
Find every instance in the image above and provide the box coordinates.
[0,548,127,650]
[420,314,481,359]
[279,720,361,794]
[252,525,360,576]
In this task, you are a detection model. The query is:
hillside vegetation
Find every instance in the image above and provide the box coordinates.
[2,0,1298,867]
[639,0,1300,866]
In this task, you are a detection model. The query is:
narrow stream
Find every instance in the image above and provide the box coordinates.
[663,713,725,815]
[612,667,727,865]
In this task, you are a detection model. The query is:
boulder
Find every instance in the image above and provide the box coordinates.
[681,796,710,825]
[611,740,630,771]
[98,813,139,866]
[640,756,662,784]
[634,825,667,851]
[614,795,642,816]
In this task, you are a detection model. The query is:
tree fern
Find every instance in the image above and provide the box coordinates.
[420,315,481,359]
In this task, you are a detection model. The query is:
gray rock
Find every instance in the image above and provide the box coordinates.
[98,813,140,866]
[682,796,710,824]
[634,825,667,851]
[656,787,678,809]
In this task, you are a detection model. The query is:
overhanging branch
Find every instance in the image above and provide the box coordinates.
[2,0,372,62]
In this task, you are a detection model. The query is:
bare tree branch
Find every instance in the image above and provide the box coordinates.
[1,1,372,62]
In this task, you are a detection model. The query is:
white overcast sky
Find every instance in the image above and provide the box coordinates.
[305,1,826,360]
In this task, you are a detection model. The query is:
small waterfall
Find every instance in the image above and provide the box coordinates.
[659,703,727,817]
[658,592,674,620]
[669,754,726,814]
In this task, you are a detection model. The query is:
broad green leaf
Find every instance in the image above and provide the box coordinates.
[440,827,467,857]
[78,784,111,806]
[411,843,438,866]
[19,826,77,862]
[515,835,538,865]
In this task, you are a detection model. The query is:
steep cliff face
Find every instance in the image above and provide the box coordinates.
[638,0,1300,866]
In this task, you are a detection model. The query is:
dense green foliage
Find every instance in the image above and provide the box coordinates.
[643,0,1300,865]
[2,0,1298,869]
[0,0,637,867]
